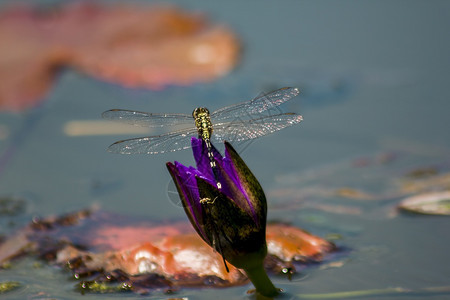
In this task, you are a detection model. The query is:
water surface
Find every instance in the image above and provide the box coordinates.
[1,1,450,299]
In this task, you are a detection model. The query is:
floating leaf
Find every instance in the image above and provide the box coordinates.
[0,209,335,294]
[0,3,240,111]
[0,281,21,294]
[398,191,450,215]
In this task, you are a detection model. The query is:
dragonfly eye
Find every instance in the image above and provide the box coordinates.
[192,107,209,118]
[192,108,199,118]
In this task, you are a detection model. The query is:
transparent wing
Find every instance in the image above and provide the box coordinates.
[107,127,198,154]
[212,113,303,142]
[211,87,300,121]
[102,109,193,128]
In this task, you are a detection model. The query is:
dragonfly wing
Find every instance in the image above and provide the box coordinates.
[102,109,193,128]
[212,113,303,142]
[107,127,198,154]
[211,87,300,121]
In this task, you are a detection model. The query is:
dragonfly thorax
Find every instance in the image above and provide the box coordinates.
[192,107,213,141]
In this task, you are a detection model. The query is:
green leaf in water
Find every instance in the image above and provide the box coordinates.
[0,281,21,294]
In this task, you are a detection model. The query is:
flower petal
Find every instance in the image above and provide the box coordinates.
[191,137,226,184]
[212,161,255,219]
[224,141,266,227]
[166,162,208,241]
[191,137,215,181]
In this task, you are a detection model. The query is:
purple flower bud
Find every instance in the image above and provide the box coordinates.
[166,137,268,269]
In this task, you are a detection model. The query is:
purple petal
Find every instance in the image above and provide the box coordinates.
[210,141,223,164]
[222,147,247,198]
[171,161,205,231]
[191,137,226,186]
[192,139,257,221]
[224,146,257,222]
[211,161,257,225]
[174,161,200,203]
[222,156,241,189]
[191,137,215,181]
[190,138,256,219]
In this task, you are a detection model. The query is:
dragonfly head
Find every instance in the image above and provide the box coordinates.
[192,107,210,119]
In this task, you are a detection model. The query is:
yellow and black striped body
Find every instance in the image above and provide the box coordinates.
[193,107,213,142]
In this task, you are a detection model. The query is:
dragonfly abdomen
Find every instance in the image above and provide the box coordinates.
[193,107,222,188]
[204,138,222,189]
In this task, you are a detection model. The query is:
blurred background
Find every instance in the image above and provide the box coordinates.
[0,1,449,299]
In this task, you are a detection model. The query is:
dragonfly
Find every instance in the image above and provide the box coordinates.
[102,86,302,157]
[103,87,302,272]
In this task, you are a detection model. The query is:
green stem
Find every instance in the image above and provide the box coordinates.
[243,263,279,298]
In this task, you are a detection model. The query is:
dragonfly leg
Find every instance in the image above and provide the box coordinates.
[200,196,218,205]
